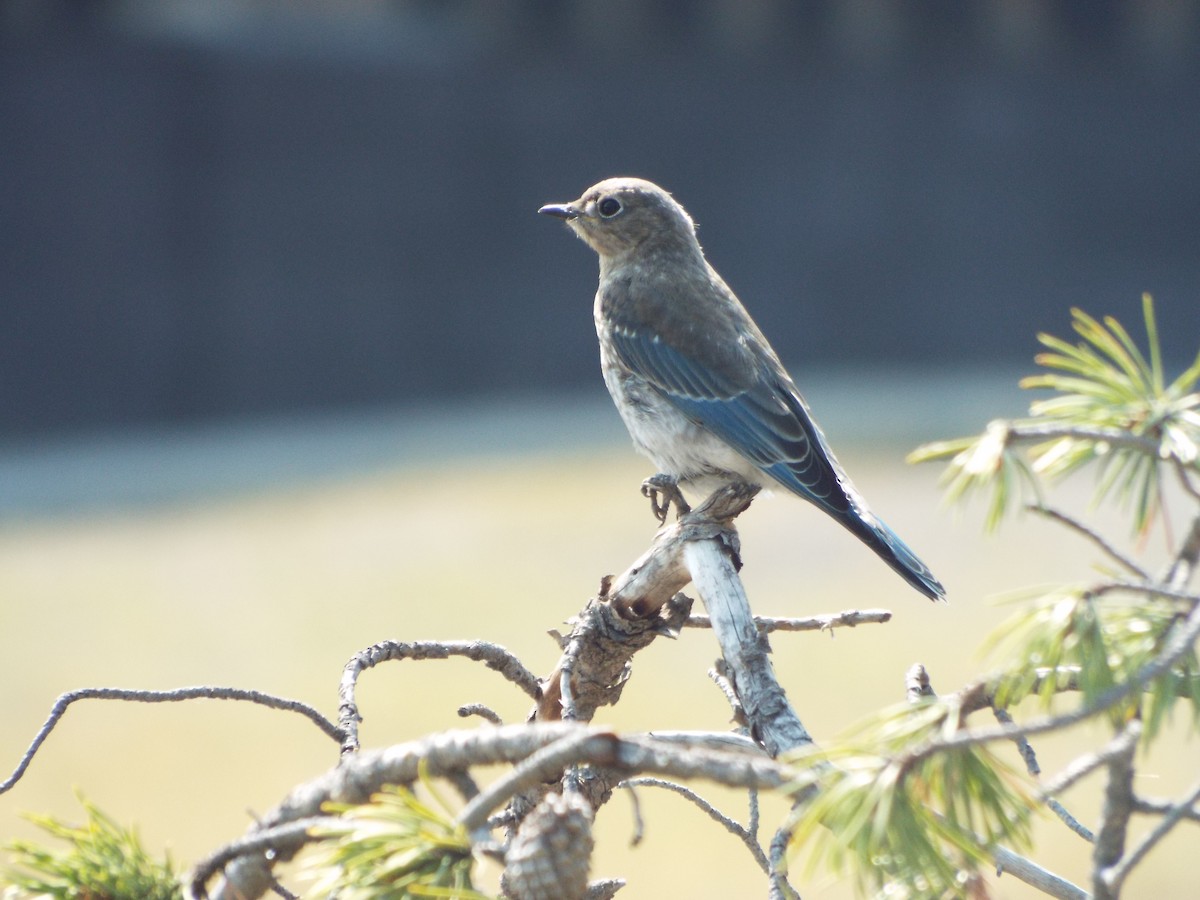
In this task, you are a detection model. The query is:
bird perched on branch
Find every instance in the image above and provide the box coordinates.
[539,177,945,601]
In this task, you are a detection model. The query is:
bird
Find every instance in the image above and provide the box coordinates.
[538,177,944,601]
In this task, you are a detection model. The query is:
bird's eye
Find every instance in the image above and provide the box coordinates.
[598,197,622,218]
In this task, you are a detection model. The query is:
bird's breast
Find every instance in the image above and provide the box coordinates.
[596,328,761,492]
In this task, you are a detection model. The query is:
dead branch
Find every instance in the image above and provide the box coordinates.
[190,725,795,900]
[1092,720,1142,900]
[620,777,770,874]
[685,608,892,633]
[605,483,759,619]
[684,536,812,757]
[193,481,879,899]
[338,639,540,754]
[1106,776,1200,895]
[535,592,693,723]
[1,686,341,796]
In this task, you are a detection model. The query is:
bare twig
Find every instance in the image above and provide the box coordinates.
[1175,461,1200,503]
[1028,503,1150,579]
[190,817,335,898]
[641,730,763,756]
[195,722,583,900]
[906,595,1200,763]
[992,845,1089,900]
[1132,794,1200,823]
[621,782,645,846]
[1092,720,1141,900]
[2,686,342,796]
[457,703,503,725]
[445,769,481,803]
[683,513,813,758]
[1040,724,1145,801]
[195,724,799,899]
[685,608,893,633]
[707,662,747,725]
[620,776,770,873]
[456,730,794,836]
[1002,422,1165,456]
[459,730,598,828]
[992,705,1094,842]
[747,785,761,847]
[585,879,626,899]
[1091,579,1200,606]
[337,640,539,755]
[1106,777,1200,895]
[1165,511,1200,589]
[767,821,802,900]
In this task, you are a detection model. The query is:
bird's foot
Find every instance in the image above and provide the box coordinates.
[641,474,691,525]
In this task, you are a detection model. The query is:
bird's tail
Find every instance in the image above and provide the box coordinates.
[846,513,946,602]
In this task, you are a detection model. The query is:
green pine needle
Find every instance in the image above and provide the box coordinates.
[784,701,1036,898]
[986,585,1200,741]
[303,777,489,900]
[910,295,1200,534]
[3,794,182,900]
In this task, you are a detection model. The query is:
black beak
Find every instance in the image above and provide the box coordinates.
[538,203,579,220]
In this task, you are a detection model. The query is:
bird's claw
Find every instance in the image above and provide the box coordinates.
[641,474,691,524]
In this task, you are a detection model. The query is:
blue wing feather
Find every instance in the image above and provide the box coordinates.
[610,328,850,514]
[609,327,945,600]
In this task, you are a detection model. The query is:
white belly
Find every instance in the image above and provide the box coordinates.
[599,348,765,496]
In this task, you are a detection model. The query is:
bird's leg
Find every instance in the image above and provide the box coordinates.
[641,474,691,524]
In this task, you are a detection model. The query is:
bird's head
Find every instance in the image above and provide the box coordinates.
[539,177,699,261]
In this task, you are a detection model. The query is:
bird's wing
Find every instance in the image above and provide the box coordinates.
[608,324,854,516]
[609,323,946,601]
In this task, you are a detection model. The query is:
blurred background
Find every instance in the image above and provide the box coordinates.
[1,2,1198,897]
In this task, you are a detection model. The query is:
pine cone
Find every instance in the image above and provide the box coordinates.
[503,790,594,900]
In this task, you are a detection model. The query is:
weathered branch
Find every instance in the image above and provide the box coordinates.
[535,593,693,723]
[605,483,759,619]
[708,661,748,725]
[1106,776,1200,895]
[189,817,336,896]
[992,846,1090,900]
[767,823,801,900]
[458,702,504,724]
[1039,725,1145,803]
[338,639,540,754]
[685,608,892,633]
[1165,511,1200,589]
[193,723,579,899]
[685,537,812,757]
[191,726,796,900]
[1132,794,1200,823]
[907,593,1200,760]
[1000,422,1165,457]
[620,777,770,874]
[193,483,876,899]
[640,729,763,756]
[1175,460,1200,503]
[1092,720,1141,900]
[1,686,342,796]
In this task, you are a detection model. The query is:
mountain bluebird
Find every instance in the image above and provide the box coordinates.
[539,177,944,601]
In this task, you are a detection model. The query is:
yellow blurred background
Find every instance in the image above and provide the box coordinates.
[1,376,1195,898]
